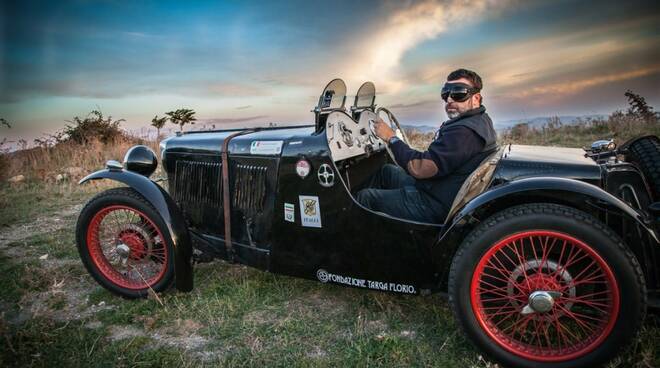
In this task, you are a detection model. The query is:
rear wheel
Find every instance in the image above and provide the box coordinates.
[76,187,174,298]
[448,203,646,368]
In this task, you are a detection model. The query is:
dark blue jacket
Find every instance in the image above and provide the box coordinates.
[389,105,498,218]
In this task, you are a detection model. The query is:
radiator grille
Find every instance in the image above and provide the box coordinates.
[233,164,267,213]
[172,160,222,206]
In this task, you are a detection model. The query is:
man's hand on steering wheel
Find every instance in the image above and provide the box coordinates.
[373,117,395,143]
[374,108,410,169]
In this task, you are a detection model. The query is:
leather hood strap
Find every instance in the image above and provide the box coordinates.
[221,129,255,261]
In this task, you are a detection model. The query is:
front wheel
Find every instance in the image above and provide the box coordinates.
[448,203,646,368]
[76,187,175,298]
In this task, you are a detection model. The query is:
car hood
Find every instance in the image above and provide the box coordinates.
[493,145,602,185]
[161,125,316,156]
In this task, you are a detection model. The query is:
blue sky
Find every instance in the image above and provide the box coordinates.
[1,0,659,142]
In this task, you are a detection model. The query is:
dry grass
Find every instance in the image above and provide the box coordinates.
[404,115,660,150]
[405,130,436,151]
[3,136,159,182]
[500,114,660,148]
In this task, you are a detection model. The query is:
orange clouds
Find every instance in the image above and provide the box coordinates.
[395,13,660,115]
[343,0,512,93]
[507,65,660,99]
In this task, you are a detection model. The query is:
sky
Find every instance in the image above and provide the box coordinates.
[1,0,659,143]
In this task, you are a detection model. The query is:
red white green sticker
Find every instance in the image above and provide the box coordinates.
[250,140,283,155]
[284,203,295,222]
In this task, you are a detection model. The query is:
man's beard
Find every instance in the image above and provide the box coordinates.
[445,100,475,119]
[446,105,461,119]
[446,109,460,119]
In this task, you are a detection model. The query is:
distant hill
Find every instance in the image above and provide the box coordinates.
[403,114,608,134]
[402,124,437,134]
[494,114,607,131]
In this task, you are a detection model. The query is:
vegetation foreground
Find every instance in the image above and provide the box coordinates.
[0,182,658,368]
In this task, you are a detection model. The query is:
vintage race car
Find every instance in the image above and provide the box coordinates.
[76,79,660,368]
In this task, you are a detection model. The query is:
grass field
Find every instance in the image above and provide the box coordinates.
[0,180,659,367]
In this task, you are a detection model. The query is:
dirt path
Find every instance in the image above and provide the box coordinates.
[0,203,105,324]
[0,204,82,249]
[0,201,218,358]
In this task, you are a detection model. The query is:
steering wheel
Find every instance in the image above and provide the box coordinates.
[374,107,409,167]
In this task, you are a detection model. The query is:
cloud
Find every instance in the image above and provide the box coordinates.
[0,77,138,102]
[343,0,511,92]
[398,14,660,116]
[122,31,154,39]
[235,105,252,110]
[0,73,274,102]
[203,115,269,124]
[505,64,660,99]
[204,83,271,97]
[388,100,437,109]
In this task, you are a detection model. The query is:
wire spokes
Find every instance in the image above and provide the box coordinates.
[87,205,168,290]
[471,231,619,362]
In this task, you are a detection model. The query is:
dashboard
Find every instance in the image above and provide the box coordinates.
[326,110,386,162]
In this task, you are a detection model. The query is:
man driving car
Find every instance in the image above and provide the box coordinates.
[356,68,497,223]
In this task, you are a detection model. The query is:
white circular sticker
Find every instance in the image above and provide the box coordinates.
[296,159,311,178]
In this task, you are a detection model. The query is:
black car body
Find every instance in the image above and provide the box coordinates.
[76,79,660,368]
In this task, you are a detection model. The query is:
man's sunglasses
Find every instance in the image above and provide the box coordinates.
[441,83,480,102]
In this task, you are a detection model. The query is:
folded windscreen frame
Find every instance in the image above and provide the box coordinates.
[351,82,376,120]
[314,78,347,132]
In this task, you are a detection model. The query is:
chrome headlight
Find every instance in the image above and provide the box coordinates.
[590,139,616,153]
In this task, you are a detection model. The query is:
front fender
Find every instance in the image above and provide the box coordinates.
[79,169,193,292]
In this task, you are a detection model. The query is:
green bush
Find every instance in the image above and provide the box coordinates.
[62,110,126,144]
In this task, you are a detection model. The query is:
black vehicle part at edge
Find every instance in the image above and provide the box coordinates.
[79,168,194,292]
[434,176,659,290]
[625,135,660,201]
[449,203,646,368]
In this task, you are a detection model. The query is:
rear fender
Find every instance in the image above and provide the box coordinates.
[434,177,659,288]
[454,177,653,229]
[79,169,193,292]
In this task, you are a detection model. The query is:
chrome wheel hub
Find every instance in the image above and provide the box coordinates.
[522,290,562,315]
[116,243,130,264]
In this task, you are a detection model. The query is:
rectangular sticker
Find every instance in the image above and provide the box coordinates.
[299,195,322,228]
[284,202,295,223]
[250,140,283,155]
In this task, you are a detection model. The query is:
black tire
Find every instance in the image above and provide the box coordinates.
[76,187,175,298]
[448,203,646,368]
[627,136,660,201]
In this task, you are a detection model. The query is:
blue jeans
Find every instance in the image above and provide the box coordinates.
[355,164,445,223]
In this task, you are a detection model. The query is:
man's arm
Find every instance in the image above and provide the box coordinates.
[388,126,485,179]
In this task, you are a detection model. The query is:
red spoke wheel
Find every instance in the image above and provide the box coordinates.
[472,231,618,361]
[449,204,646,368]
[76,188,174,298]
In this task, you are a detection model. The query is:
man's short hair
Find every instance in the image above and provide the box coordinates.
[447,69,482,91]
